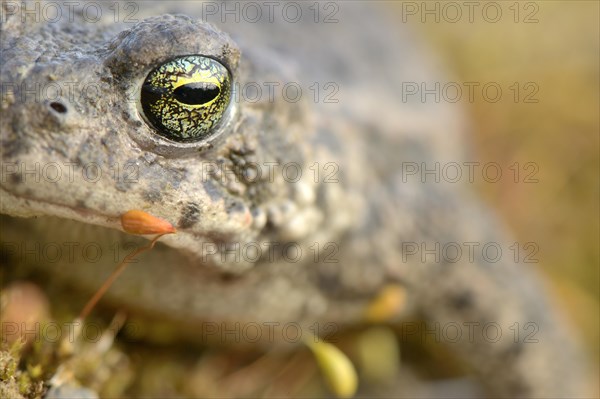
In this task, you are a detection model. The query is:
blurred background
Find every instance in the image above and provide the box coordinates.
[403,0,599,362]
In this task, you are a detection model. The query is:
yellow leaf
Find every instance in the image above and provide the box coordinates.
[305,339,358,398]
[364,284,407,322]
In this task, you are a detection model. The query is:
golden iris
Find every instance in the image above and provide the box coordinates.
[140,55,232,142]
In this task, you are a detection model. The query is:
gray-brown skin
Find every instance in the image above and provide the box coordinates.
[0,1,589,397]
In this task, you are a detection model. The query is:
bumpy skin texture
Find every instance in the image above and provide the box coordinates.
[0,1,589,397]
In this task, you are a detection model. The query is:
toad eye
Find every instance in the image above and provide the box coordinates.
[140,55,232,143]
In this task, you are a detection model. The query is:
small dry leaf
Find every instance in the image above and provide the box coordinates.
[305,339,358,398]
[120,210,176,235]
[0,282,50,345]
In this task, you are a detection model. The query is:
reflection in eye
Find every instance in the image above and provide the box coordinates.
[140,55,232,143]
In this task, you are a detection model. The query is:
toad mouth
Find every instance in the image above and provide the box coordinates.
[0,185,217,260]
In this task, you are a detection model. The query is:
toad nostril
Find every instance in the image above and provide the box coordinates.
[49,101,67,114]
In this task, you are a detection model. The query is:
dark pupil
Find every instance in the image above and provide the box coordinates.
[173,82,220,105]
